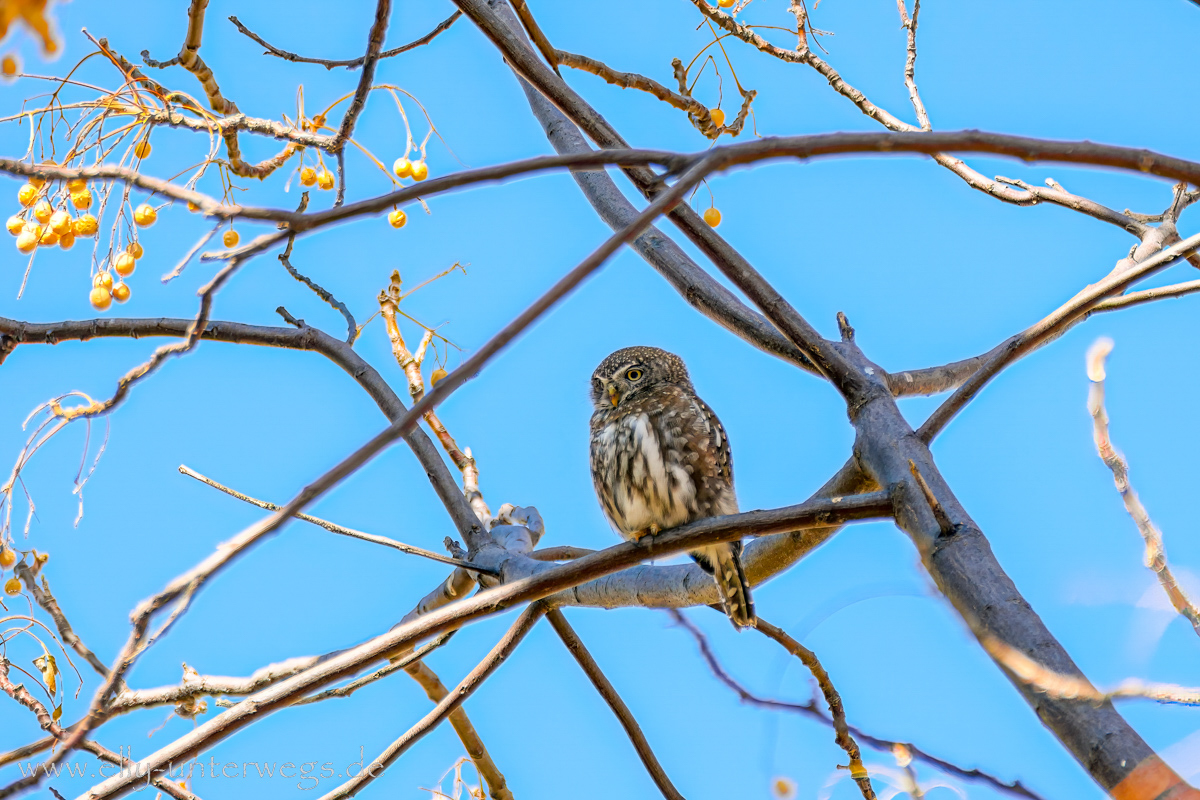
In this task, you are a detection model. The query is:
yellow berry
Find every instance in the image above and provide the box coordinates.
[112,282,131,303]
[89,285,112,311]
[133,203,157,226]
[15,230,37,253]
[430,367,448,386]
[58,231,75,250]
[717,0,735,7]
[71,189,92,210]
[49,210,72,235]
[134,141,152,159]
[703,207,722,227]
[187,201,200,213]
[28,174,45,189]
[222,229,239,248]
[3,577,20,596]
[0,547,15,568]
[299,166,317,187]
[33,200,52,223]
[73,214,98,237]
[94,272,114,291]
[710,108,725,127]
[6,215,23,236]
[126,241,144,259]
[18,184,36,207]
[316,169,334,190]
[38,229,58,247]
[392,157,413,179]
[67,177,87,193]
[410,161,429,181]
[388,209,407,229]
[1,54,19,77]
[114,253,136,277]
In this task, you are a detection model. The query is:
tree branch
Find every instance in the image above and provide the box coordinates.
[754,617,876,800]
[672,609,1044,800]
[70,491,892,800]
[228,11,461,70]
[177,464,497,575]
[547,609,686,800]
[1085,338,1200,634]
[314,603,545,800]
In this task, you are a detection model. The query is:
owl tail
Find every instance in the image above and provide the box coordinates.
[693,543,756,629]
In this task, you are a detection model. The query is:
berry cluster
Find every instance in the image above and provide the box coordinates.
[8,163,156,310]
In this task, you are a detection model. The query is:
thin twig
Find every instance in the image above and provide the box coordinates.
[983,636,1200,705]
[754,617,876,800]
[177,465,497,575]
[315,603,546,800]
[333,0,390,148]
[14,566,109,678]
[917,231,1200,440]
[294,633,452,705]
[402,661,515,800]
[548,610,686,800]
[228,11,461,70]
[668,610,1042,800]
[1085,338,1200,634]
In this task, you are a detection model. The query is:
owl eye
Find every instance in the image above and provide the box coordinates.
[625,368,644,382]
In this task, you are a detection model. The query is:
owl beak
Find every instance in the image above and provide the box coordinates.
[607,384,619,407]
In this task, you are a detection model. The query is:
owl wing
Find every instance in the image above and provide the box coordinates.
[685,391,737,515]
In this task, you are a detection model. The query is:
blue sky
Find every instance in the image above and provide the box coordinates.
[2,1,1200,798]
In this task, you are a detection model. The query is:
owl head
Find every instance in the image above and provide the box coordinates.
[590,346,692,410]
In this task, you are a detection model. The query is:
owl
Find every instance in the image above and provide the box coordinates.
[589,346,755,628]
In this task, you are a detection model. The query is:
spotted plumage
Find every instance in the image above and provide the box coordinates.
[588,346,754,628]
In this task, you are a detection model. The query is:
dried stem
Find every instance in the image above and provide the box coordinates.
[1085,338,1200,634]
[983,637,1200,705]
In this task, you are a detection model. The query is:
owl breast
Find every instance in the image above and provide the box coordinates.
[590,411,698,539]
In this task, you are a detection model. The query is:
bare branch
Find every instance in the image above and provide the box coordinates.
[0,658,196,800]
[1090,279,1200,312]
[402,661,515,800]
[228,11,462,70]
[983,636,1200,706]
[0,314,484,548]
[333,0,390,149]
[295,633,452,706]
[70,492,892,800]
[754,617,876,800]
[14,565,109,678]
[548,609,686,800]
[671,610,1043,800]
[279,212,358,345]
[1085,338,1200,634]
[315,603,545,800]
[918,231,1200,440]
[177,465,497,575]
[895,0,931,130]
